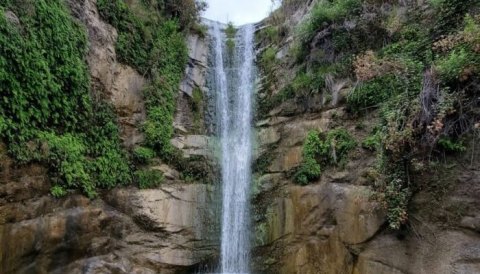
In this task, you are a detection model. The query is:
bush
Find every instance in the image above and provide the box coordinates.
[0,3,132,198]
[135,169,164,189]
[51,185,67,198]
[362,131,382,151]
[295,129,356,185]
[347,75,405,113]
[437,137,467,152]
[134,146,156,164]
[292,71,324,97]
[299,0,361,43]
[0,1,90,143]
[295,131,323,185]
[384,178,411,230]
[435,48,477,82]
[37,132,95,198]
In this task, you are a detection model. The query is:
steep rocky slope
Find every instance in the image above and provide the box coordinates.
[0,1,217,273]
[252,0,480,273]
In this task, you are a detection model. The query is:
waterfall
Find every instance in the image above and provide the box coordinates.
[208,22,255,273]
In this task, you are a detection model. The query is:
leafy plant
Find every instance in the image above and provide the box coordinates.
[51,185,67,198]
[299,0,361,44]
[437,137,467,152]
[135,169,164,189]
[134,146,155,164]
[295,129,356,185]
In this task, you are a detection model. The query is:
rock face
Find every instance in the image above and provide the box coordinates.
[252,2,480,272]
[1,1,216,273]
[0,144,218,274]
[68,0,146,149]
[252,93,480,273]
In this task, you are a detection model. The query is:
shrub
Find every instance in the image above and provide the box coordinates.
[299,0,361,43]
[292,71,324,97]
[294,131,323,185]
[324,128,357,165]
[0,3,132,198]
[295,129,356,185]
[0,1,91,143]
[135,169,164,189]
[37,132,95,198]
[347,75,406,113]
[97,1,188,160]
[383,178,411,230]
[435,48,477,82]
[51,185,67,198]
[437,137,467,152]
[134,146,156,164]
[261,48,277,71]
[362,131,382,151]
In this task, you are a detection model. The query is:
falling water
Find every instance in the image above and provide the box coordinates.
[208,22,255,273]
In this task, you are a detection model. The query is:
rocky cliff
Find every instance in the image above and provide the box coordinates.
[0,0,217,273]
[1,0,479,273]
[252,0,480,273]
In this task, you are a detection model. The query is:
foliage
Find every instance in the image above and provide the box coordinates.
[0,1,90,143]
[435,48,477,82]
[51,185,67,198]
[189,87,205,132]
[347,75,407,113]
[437,137,467,152]
[299,0,361,43]
[295,129,356,185]
[295,131,323,185]
[362,131,382,151]
[0,1,132,197]
[134,146,156,164]
[225,22,236,38]
[37,132,95,197]
[261,48,277,71]
[97,1,188,159]
[135,169,164,189]
[383,178,411,230]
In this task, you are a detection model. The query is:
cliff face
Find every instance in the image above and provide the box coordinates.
[0,1,217,273]
[1,0,479,273]
[252,0,480,273]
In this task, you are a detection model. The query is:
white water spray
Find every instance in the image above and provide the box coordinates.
[208,22,255,273]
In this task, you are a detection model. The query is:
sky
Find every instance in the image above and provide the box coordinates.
[203,0,276,25]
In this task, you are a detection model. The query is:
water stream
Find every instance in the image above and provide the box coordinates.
[208,22,255,273]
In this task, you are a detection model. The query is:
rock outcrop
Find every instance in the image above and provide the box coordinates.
[0,148,217,273]
[252,1,480,272]
[0,1,215,273]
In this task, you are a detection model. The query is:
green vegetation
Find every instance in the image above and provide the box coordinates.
[300,0,361,43]
[347,75,407,113]
[0,1,131,197]
[191,87,204,133]
[295,129,356,185]
[97,0,188,160]
[134,146,156,164]
[257,0,480,229]
[225,22,237,52]
[135,169,164,189]
[0,0,208,195]
[438,137,467,152]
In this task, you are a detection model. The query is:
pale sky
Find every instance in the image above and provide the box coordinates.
[203,0,276,25]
